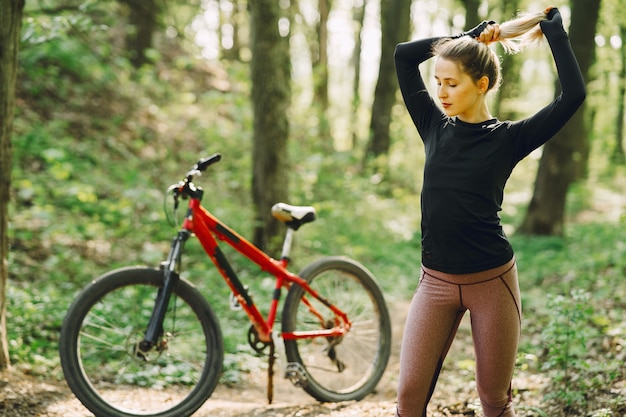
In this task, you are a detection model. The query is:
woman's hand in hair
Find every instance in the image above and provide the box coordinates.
[476,22,501,45]
[540,7,564,34]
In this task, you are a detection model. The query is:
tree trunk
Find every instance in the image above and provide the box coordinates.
[314,0,332,145]
[0,0,25,370]
[492,0,521,120]
[567,0,599,181]
[221,0,244,61]
[460,0,481,27]
[613,23,626,164]
[314,0,330,109]
[121,0,158,68]
[518,0,600,236]
[249,0,291,254]
[351,0,367,147]
[364,0,411,163]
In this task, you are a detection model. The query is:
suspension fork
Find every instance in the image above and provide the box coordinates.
[141,230,190,349]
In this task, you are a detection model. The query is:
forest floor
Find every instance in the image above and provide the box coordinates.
[0,301,564,417]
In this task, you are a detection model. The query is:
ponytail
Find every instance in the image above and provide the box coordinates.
[496,11,549,54]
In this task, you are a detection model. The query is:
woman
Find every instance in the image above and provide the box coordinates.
[394,7,585,417]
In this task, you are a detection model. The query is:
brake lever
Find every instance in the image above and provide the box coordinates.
[167,182,184,210]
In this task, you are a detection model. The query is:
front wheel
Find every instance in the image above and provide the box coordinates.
[59,267,224,417]
[281,256,391,402]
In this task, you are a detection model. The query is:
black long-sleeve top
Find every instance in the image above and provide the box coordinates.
[395,21,586,274]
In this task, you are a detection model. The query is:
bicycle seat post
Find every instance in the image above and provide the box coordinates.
[280,228,295,263]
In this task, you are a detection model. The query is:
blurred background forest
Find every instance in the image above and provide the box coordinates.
[1,0,626,415]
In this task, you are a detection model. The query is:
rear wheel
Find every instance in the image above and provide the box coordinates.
[281,256,391,402]
[59,267,223,417]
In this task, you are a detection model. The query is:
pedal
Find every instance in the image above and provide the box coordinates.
[284,362,308,388]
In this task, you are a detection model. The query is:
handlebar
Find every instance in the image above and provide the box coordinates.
[184,153,222,179]
[191,153,222,174]
[168,153,222,205]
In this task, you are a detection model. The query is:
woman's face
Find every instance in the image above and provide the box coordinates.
[434,57,486,122]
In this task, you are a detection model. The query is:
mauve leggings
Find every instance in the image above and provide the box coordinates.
[395,258,520,417]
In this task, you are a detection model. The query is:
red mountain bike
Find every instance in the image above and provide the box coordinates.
[59,154,391,417]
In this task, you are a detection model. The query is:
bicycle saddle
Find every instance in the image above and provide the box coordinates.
[271,203,317,230]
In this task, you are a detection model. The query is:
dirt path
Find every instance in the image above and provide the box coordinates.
[1,302,549,417]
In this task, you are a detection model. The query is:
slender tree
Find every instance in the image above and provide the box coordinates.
[120,0,160,68]
[220,0,244,60]
[314,0,332,144]
[0,0,26,370]
[492,0,522,120]
[351,0,367,147]
[459,0,480,27]
[315,0,331,109]
[519,0,601,235]
[613,22,626,163]
[292,0,332,144]
[364,0,411,163]
[249,0,291,253]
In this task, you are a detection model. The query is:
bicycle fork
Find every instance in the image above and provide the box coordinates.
[137,230,190,358]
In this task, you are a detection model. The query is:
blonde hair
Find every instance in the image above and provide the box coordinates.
[432,9,550,92]
[497,11,549,53]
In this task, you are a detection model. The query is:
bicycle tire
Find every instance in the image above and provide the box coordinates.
[59,267,223,417]
[281,256,391,402]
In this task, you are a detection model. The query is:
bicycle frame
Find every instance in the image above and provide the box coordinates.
[60,155,391,414]
[152,193,352,346]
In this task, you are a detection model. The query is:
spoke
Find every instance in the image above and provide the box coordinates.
[85,311,143,332]
[80,331,128,351]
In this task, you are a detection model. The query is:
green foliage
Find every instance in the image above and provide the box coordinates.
[512,223,626,414]
[541,290,598,409]
[538,289,624,415]
[6,3,626,413]
[7,282,69,376]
